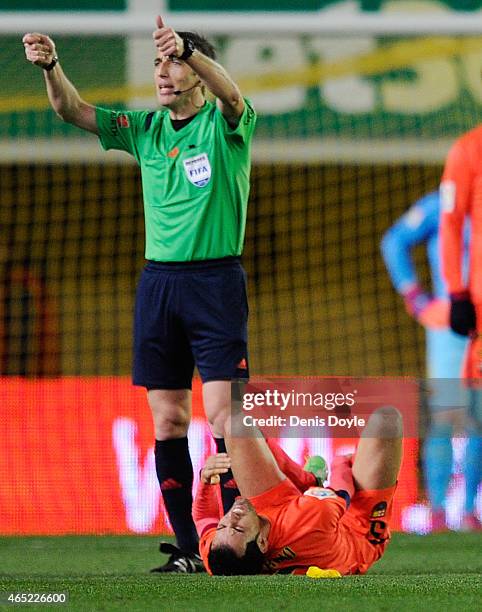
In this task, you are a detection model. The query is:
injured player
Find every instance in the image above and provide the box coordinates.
[193,406,403,575]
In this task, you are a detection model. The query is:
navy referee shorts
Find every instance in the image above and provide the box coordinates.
[133,257,249,390]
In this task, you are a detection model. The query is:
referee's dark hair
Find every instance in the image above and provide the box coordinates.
[208,539,265,575]
[178,31,216,60]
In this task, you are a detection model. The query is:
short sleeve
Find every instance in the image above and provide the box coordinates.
[95,107,150,160]
[216,98,257,145]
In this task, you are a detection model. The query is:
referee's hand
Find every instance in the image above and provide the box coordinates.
[152,15,184,58]
[23,33,56,69]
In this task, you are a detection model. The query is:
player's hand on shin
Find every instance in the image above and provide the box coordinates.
[152,15,184,58]
[330,454,353,471]
[200,452,231,484]
[23,33,56,69]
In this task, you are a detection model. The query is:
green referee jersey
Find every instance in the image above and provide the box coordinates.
[96,99,256,262]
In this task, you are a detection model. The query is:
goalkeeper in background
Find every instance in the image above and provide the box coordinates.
[381,192,481,531]
[23,14,256,571]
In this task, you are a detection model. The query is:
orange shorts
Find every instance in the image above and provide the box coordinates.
[341,484,397,555]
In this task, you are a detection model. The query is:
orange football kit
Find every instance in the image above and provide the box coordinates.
[440,125,482,378]
[194,442,396,575]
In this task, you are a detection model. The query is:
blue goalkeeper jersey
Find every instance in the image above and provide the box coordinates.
[381,191,469,299]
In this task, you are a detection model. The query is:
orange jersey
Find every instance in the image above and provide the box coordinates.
[440,125,482,304]
[198,478,395,576]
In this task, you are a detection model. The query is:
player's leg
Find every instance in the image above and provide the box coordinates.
[203,380,242,510]
[148,388,200,557]
[462,390,482,530]
[342,407,402,557]
[186,259,250,512]
[351,406,403,491]
[424,328,467,530]
[132,263,200,570]
[350,406,402,549]
[223,412,286,497]
[265,439,320,491]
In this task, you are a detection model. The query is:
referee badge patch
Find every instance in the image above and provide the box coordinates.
[183,153,211,187]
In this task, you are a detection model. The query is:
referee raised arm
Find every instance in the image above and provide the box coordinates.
[23,14,256,572]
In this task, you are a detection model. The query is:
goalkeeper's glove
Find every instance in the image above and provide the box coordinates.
[402,284,431,317]
[449,291,476,336]
[402,284,431,318]
[402,285,450,329]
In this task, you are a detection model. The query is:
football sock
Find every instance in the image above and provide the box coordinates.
[463,430,482,514]
[423,422,453,511]
[214,437,240,513]
[266,438,317,491]
[154,437,198,554]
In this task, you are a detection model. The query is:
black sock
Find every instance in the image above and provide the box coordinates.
[154,437,198,554]
[215,437,240,514]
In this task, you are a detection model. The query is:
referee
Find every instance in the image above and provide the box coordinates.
[23,15,256,572]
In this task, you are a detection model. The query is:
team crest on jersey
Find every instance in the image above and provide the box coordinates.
[303,487,336,500]
[370,501,387,518]
[183,153,211,187]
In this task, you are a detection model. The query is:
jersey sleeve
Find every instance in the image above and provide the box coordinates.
[440,138,473,294]
[327,455,355,505]
[199,528,216,575]
[192,480,222,538]
[265,439,316,492]
[215,98,257,145]
[95,107,149,161]
[380,192,439,294]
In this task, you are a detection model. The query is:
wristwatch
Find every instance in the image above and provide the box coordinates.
[44,56,59,71]
[178,38,195,61]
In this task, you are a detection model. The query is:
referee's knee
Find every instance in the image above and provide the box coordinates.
[153,415,190,440]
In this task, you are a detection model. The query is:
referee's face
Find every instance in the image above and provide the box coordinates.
[153,52,199,108]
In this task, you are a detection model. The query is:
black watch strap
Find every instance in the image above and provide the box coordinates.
[44,56,59,71]
[178,38,195,61]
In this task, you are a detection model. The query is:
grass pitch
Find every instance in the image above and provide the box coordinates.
[0,533,481,611]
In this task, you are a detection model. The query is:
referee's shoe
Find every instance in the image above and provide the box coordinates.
[150,542,206,574]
